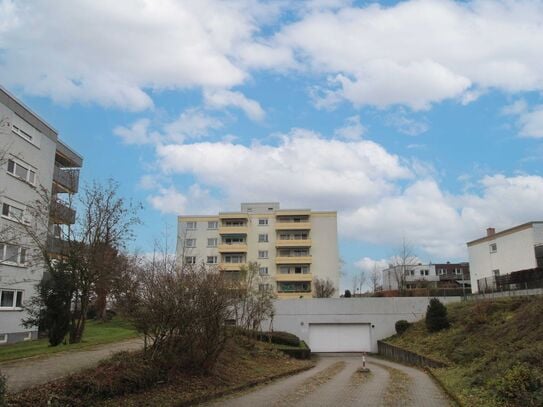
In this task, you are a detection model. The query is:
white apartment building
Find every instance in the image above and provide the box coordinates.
[467,223,543,293]
[0,86,82,344]
[382,262,470,291]
[177,202,340,299]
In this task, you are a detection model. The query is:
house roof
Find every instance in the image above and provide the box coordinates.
[466,221,543,247]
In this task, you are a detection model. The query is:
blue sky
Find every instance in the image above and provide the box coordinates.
[1,0,543,289]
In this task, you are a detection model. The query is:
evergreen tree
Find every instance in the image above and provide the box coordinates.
[425,298,450,332]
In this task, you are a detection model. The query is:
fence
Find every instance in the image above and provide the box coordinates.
[377,340,447,368]
[477,268,543,294]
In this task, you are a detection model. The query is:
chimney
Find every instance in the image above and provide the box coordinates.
[486,227,495,237]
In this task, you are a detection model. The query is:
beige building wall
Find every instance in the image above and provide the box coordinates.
[177,202,340,299]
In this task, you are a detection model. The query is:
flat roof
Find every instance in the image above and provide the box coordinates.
[466,221,543,246]
[0,85,58,141]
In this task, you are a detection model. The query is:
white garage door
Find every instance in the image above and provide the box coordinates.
[308,323,371,352]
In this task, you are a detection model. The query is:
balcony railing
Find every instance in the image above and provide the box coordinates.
[276,239,311,248]
[218,243,247,252]
[276,256,312,264]
[275,222,311,230]
[47,235,69,256]
[49,200,76,224]
[275,273,313,282]
[53,165,80,193]
[218,225,248,235]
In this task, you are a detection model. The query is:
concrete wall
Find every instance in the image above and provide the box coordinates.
[266,297,462,353]
[468,226,538,293]
[310,214,340,296]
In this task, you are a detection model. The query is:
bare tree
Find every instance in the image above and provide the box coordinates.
[313,278,336,298]
[389,237,418,293]
[370,262,382,293]
[352,270,367,295]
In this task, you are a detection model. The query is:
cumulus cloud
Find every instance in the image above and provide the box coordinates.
[204,89,265,121]
[502,100,543,139]
[385,110,429,136]
[156,128,411,210]
[148,184,221,215]
[114,118,155,145]
[0,0,263,109]
[272,0,543,109]
[334,115,365,140]
[355,257,390,273]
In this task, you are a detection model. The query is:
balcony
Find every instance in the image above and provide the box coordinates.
[218,243,247,253]
[276,239,311,248]
[219,262,246,271]
[47,235,69,256]
[49,200,76,224]
[218,225,248,235]
[275,273,313,282]
[439,273,466,281]
[275,256,312,265]
[219,213,248,220]
[52,165,80,193]
[275,222,311,230]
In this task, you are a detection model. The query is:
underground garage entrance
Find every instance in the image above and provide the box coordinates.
[308,323,372,353]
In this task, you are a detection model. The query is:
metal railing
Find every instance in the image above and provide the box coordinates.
[53,165,79,193]
[49,200,76,224]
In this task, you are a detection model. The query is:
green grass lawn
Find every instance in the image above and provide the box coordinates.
[0,318,138,363]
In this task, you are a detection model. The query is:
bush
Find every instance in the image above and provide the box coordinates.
[0,371,6,407]
[425,298,450,333]
[277,341,311,359]
[490,363,543,407]
[257,331,301,347]
[395,320,410,335]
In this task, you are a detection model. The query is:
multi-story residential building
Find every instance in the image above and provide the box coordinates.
[382,262,470,291]
[467,223,543,293]
[177,202,340,299]
[0,86,82,344]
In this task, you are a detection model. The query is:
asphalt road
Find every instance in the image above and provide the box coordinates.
[206,354,453,407]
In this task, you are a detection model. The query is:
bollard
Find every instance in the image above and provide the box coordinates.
[358,351,370,373]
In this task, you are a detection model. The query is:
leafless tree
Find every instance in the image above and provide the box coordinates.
[313,278,336,298]
[118,252,234,372]
[389,237,418,293]
[352,270,367,295]
[370,262,382,293]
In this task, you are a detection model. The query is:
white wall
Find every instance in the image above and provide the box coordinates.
[310,214,340,296]
[266,297,461,353]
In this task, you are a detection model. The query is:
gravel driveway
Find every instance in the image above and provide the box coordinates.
[0,338,143,393]
[206,354,452,407]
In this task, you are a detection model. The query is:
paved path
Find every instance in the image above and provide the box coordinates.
[206,355,452,407]
[0,338,142,393]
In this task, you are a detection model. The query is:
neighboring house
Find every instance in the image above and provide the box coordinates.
[0,86,82,344]
[467,223,543,293]
[177,202,340,299]
[382,262,470,291]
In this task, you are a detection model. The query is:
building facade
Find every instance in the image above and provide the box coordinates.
[177,202,340,299]
[467,223,543,293]
[0,86,82,344]
[382,262,470,291]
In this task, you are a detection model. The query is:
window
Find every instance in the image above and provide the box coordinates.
[277,282,311,293]
[0,243,27,266]
[0,334,6,344]
[258,250,268,259]
[258,218,268,226]
[207,238,217,247]
[224,220,244,227]
[490,243,497,253]
[223,236,244,244]
[224,255,243,263]
[438,268,445,275]
[185,256,196,264]
[12,124,32,142]
[259,267,268,275]
[258,233,268,242]
[0,289,23,309]
[185,239,196,248]
[7,159,36,184]
[2,202,24,222]
[492,269,500,277]
[186,221,197,230]
[207,256,218,264]
[207,221,218,229]
[455,268,462,275]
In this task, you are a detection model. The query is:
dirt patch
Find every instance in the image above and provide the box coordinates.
[272,360,346,406]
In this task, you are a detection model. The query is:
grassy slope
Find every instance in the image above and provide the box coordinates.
[0,318,137,362]
[386,296,543,406]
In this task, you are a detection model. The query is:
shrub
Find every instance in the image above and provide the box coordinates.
[490,363,543,407]
[277,341,311,359]
[425,298,450,333]
[395,320,410,335]
[0,371,6,407]
[257,331,301,347]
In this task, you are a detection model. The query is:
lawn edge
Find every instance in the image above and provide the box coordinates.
[424,367,464,407]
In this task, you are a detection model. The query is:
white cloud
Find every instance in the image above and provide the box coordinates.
[334,115,365,140]
[148,186,188,215]
[148,184,220,215]
[271,0,543,109]
[204,89,265,121]
[0,0,264,110]
[113,108,222,145]
[385,110,429,136]
[156,128,411,210]
[354,257,389,273]
[518,106,543,139]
